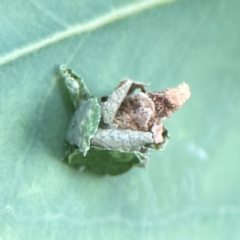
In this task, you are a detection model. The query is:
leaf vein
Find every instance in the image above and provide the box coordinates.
[0,0,174,66]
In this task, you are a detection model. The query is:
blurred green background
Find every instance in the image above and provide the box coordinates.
[0,0,240,239]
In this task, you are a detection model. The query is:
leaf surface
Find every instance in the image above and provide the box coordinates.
[1,0,240,239]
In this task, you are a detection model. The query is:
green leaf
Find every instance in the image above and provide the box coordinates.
[66,98,101,156]
[67,146,146,175]
[60,65,93,107]
[1,0,240,239]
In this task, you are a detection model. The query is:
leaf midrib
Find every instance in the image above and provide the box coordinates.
[0,0,174,67]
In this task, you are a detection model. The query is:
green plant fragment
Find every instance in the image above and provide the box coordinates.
[66,146,147,175]
[66,98,101,156]
[60,65,93,108]
[61,65,190,175]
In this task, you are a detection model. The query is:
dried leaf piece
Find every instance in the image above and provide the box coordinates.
[145,127,170,151]
[113,92,155,131]
[163,82,191,110]
[100,79,133,125]
[113,82,190,144]
[151,123,164,144]
[91,129,153,152]
[100,79,148,126]
[147,82,191,121]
